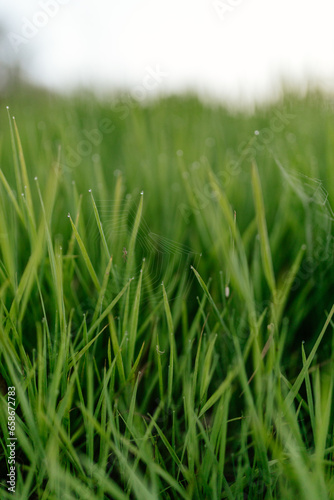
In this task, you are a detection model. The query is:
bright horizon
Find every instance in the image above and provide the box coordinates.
[1,0,334,106]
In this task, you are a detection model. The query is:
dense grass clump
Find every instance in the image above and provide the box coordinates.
[1,87,334,499]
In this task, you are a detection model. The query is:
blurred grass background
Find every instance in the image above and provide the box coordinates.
[1,81,334,498]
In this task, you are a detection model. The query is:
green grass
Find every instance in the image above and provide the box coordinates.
[1,86,334,499]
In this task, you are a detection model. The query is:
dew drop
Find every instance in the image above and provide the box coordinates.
[88,189,92,193]
[140,190,144,195]
[67,213,70,218]
[254,130,260,135]
[6,106,9,109]
[34,176,38,181]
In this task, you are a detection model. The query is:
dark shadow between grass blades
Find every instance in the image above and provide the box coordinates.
[86,195,202,306]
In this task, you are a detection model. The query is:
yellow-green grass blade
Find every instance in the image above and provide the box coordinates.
[127,341,145,382]
[108,314,126,385]
[68,214,101,292]
[284,303,334,411]
[127,262,144,372]
[200,333,218,402]
[92,256,113,325]
[35,177,66,332]
[0,168,25,226]
[190,266,226,330]
[84,277,133,343]
[251,161,276,295]
[301,342,316,438]
[273,243,306,326]
[89,189,110,260]
[12,116,36,235]
[6,106,22,205]
[13,161,60,323]
[0,189,16,288]
[199,366,238,418]
[162,282,176,407]
[125,191,143,278]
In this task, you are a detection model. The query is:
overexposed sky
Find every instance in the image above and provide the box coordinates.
[1,0,334,104]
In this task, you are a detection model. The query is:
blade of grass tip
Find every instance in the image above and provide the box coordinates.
[81,403,157,500]
[232,336,272,489]
[156,331,164,402]
[0,193,16,288]
[191,315,207,407]
[301,342,316,438]
[12,116,36,231]
[128,341,145,382]
[84,277,133,343]
[284,303,334,412]
[124,371,140,454]
[149,415,188,479]
[86,356,94,464]
[92,256,113,325]
[162,282,176,408]
[10,219,46,320]
[191,266,227,331]
[127,260,144,373]
[0,169,25,225]
[314,366,333,468]
[108,314,126,385]
[68,213,101,292]
[65,194,82,259]
[6,106,22,201]
[69,325,107,369]
[198,366,238,418]
[251,160,276,295]
[15,159,61,321]
[125,191,144,278]
[35,177,66,331]
[44,146,61,222]
[200,333,218,402]
[89,189,110,259]
[274,244,306,326]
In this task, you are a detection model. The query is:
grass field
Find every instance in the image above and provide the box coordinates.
[1,85,334,499]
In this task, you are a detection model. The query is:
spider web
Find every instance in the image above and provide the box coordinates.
[274,157,334,262]
[86,194,202,305]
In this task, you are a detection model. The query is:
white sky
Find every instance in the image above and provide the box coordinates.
[1,0,334,105]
